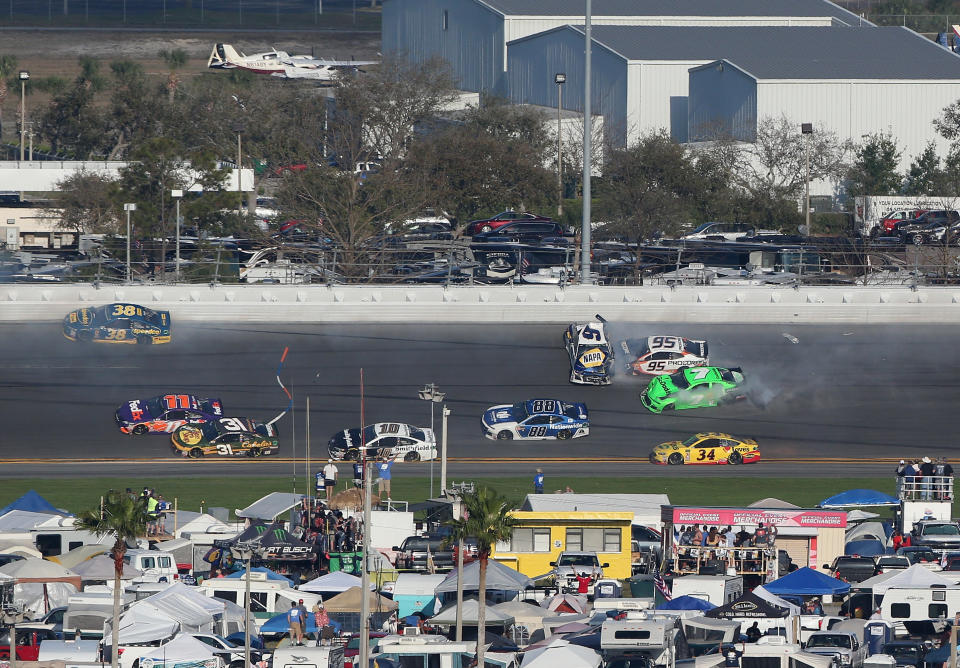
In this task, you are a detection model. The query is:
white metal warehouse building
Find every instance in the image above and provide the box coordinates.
[381,0,867,94]
[506,24,960,165]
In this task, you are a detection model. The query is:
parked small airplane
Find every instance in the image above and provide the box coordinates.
[207,43,377,82]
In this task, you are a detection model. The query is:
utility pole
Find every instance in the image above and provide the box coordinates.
[359,456,372,668]
[581,0,592,283]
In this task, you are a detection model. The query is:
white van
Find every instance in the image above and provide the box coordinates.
[123,550,178,583]
[198,572,322,628]
[671,575,743,605]
[272,645,344,668]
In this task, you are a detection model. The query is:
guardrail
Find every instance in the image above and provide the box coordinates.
[6,283,960,323]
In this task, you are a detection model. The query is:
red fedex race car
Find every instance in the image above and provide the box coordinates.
[115,394,224,435]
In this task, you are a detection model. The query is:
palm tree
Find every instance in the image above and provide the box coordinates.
[444,487,517,668]
[158,48,188,103]
[0,55,19,142]
[75,492,151,668]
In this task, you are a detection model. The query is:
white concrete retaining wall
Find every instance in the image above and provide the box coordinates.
[4,283,960,323]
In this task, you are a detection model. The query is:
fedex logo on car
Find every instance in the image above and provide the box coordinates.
[128,400,144,421]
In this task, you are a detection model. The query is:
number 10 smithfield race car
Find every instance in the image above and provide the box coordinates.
[482,399,589,441]
[63,303,171,345]
[564,319,614,385]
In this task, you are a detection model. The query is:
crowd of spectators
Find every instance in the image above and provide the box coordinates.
[677,524,778,548]
[291,497,364,555]
[896,457,954,500]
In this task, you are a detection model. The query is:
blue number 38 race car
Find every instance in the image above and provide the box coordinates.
[63,303,172,345]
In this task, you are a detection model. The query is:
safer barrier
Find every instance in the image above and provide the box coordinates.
[4,283,960,323]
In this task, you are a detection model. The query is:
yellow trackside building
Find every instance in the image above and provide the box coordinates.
[490,511,634,579]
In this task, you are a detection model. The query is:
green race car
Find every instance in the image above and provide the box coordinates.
[640,366,746,413]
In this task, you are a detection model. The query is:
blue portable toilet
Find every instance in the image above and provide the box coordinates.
[391,573,446,618]
[594,578,622,599]
[865,620,894,656]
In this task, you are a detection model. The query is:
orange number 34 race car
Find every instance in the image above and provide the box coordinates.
[649,432,760,466]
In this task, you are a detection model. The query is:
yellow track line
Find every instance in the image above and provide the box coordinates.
[0,456,905,464]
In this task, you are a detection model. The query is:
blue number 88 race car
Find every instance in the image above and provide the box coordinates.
[482,398,589,441]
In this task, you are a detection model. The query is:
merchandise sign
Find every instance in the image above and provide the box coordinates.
[672,507,846,528]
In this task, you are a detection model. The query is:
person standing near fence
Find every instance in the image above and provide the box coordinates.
[378,457,394,499]
[534,468,544,494]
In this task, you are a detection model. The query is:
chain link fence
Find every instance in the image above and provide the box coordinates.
[3,0,379,30]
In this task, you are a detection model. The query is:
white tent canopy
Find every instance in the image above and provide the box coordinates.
[846,521,887,544]
[299,570,363,594]
[112,604,180,644]
[753,586,801,615]
[140,634,219,668]
[71,555,142,581]
[857,564,957,595]
[435,559,532,594]
[430,598,515,626]
[117,582,225,640]
[0,510,63,531]
[236,493,305,520]
[521,638,601,668]
[492,600,551,631]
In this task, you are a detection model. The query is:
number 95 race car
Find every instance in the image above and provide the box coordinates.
[171,417,278,458]
[621,336,708,375]
[564,318,613,385]
[482,399,589,441]
[649,432,760,465]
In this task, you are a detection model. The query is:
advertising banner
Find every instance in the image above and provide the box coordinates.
[672,507,846,528]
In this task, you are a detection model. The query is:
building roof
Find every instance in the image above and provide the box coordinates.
[481,0,863,26]
[539,25,960,80]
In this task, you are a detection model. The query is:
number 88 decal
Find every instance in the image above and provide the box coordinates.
[528,426,548,437]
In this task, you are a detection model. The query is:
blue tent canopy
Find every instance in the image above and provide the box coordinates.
[225,567,294,587]
[657,595,717,611]
[0,490,71,516]
[259,611,343,635]
[845,539,887,557]
[762,567,850,597]
[818,489,899,508]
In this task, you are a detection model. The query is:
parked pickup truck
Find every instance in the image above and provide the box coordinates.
[393,535,455,572]
[910,521,960,551]
[823,556,876,583]
[804,631,868,668]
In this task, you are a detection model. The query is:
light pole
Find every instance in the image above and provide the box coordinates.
[18,71,29,162]
[555,73,566,218]
[123,203,136,282]
[232,121,245,214]
[171,189,183,282]
[440,406,450,495]
[581,0,593,284]
[801,123,813,236]
[419,383,446,498]
[237,543,253,668]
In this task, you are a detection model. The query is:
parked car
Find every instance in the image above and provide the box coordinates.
[681,222,777,241]
[941,553,960,571]
[465,211,553,236]
[471,220,570,244]
[882,640,929,668]
[896,546,943,570]
[874,555,910,575]
[896,210,960,244]
[876,209,927,236]
[550,551,608,593]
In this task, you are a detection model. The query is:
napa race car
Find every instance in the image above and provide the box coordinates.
[63,303,171,345]
[649,432,760,466]
[116,394,224,435]
[482,399,589,441]
[640,366,746,413]
[170,417,278,458]
[327,423,437,462]
[564,318,613,385]
[621,336,708,375]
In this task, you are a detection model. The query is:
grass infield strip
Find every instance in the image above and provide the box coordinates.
[0,477,916,519]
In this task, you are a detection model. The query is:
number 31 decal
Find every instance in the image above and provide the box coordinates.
[220,417,246,431]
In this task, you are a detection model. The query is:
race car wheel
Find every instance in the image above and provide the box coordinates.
[913,234,925,246]
[557,429,572,440]
[188,447,203,459]
[496,430,513,440]
[137,335,152,345]
[249,447,263,457]
[76,330,93,342]
[728,452,743,465]
[132,425,149,436]
[480,224,493,233]
[648,453,659,464]
[667,453,684,465]
[345,448,360,461]
[403,451,421,462]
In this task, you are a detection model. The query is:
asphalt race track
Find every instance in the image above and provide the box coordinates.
[0,321,955,479]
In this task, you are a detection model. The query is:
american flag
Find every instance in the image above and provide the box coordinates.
[654,570,672,601]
